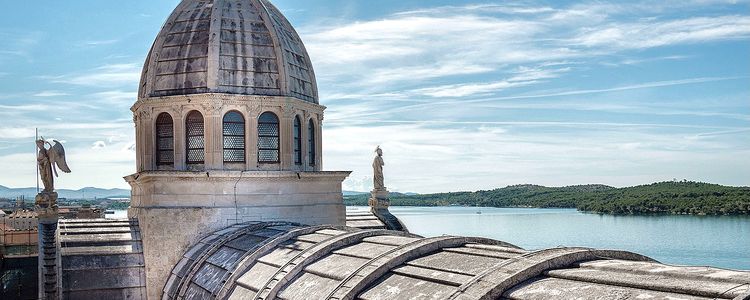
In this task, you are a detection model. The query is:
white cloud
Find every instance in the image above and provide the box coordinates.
[573,16,750,49]
[306,2,750,101]
[0,104,52,112]
[92,90,138,106]
[33,91,69,97]
[82,39,119,46]
[413,79,537,98]
[44,63,141,88]
[324,122,750,193]
[412,66,571,98]
[0,127,37,139]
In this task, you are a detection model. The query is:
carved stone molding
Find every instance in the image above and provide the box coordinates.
[283,104,296,119]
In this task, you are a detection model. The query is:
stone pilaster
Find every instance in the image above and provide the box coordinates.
[247,106,260,169]
[281,106,294,170]
[316,114,324,171]
[174,114,186,171]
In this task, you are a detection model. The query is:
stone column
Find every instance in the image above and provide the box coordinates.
[35,192,60,300]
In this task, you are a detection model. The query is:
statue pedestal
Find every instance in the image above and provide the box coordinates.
[368,189,407,232]
[35,191,60,300]
[368,189,390,209]
[35,191,59,222]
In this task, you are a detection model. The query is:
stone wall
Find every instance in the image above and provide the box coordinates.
[125,170,349,299]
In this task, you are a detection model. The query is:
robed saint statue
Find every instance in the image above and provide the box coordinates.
[373,146,385,191]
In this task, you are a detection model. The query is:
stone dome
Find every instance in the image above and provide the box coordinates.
[139,0,318,103]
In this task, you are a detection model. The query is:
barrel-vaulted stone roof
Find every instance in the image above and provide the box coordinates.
[163,221,750,300]
[139,0,318,103]
[57,218,146,300]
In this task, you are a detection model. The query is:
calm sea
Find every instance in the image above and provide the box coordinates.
[356,206,750,270]
[111,207,750,270]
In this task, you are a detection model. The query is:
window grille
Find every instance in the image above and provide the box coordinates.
[294,116,302,165]
[155,113,174,166]
[258,112,280,163]
[308,119,316,166]
[185,111,205,164]
[223,111,245,163]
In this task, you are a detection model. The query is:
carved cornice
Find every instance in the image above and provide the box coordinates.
[124,170,352,184]
[137,107,153,121]
[283,104,295,119]
[134,94,324,112]
[132,94,325,121]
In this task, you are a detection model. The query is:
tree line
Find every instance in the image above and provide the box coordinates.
[344,181,750,216]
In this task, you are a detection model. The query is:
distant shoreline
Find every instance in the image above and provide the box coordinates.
[344,181,750,216]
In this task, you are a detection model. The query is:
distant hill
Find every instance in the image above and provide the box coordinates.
[344,182,750,216]
[343,191,369,196]
[343,191,419,196]
[0,185,130,200]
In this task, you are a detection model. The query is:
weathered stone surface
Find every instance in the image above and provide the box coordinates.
[139,0,318,103]
[126,171,349,300]
[149,222,748,300]
[58,219,146,300]
[503,277,715,300]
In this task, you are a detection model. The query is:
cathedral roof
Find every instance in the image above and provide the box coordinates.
[138,0,318,103]
[57,219,146,299]
[162,221,750,300]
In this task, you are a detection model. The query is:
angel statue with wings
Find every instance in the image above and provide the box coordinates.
[36,138,71,193]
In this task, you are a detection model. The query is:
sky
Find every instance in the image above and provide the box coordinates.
[0,0,748,193]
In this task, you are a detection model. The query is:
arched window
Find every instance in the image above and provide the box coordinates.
[258,112,280,163]
[155,113,174,166]
[308,119,316,166]
[185,111,205,165]
[223,111,245,163]
[294,116,302,165]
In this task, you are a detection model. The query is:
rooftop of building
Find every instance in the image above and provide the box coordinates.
[54,219,750,300]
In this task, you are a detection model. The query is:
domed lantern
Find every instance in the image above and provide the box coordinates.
[124,1,350,297]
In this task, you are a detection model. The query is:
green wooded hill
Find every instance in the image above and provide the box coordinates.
[344,181,750,216]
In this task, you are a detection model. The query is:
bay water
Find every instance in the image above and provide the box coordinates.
[367,206,750,270]
[111,207,750,270]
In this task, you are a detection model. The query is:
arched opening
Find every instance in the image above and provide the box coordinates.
[185,111,205,165]
[223,111,246,163]
[155,113,174,167]
[308,119,316,167]
[294,116,302,165]
[258,112,280,164]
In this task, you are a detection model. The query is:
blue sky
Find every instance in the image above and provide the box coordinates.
[0,0,748,192]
